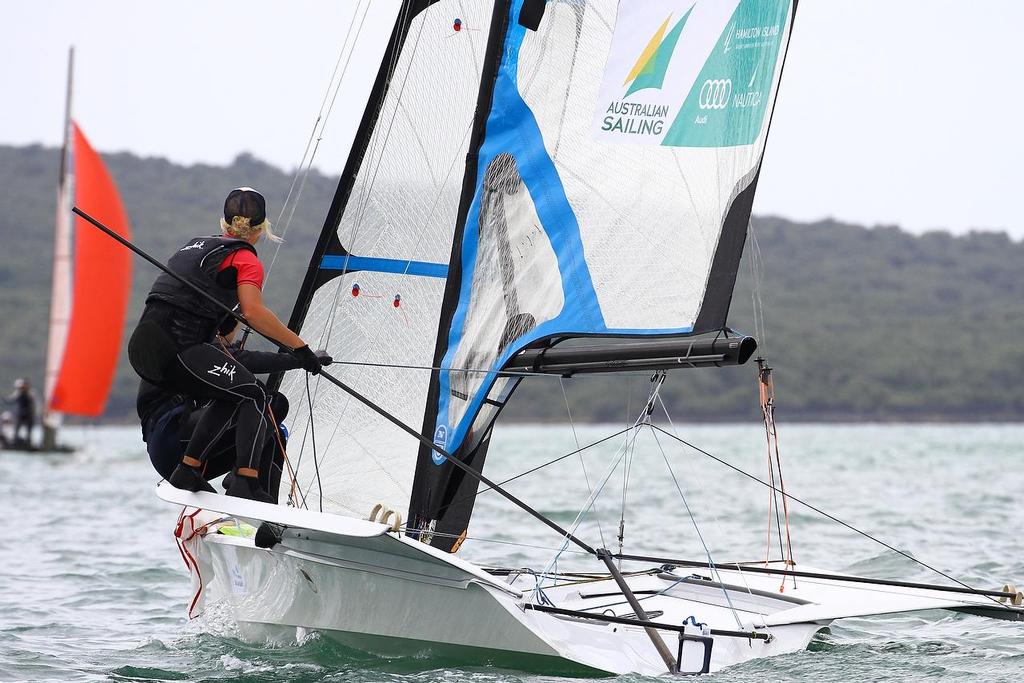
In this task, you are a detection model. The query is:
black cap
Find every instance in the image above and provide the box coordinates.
[224,187,267,226]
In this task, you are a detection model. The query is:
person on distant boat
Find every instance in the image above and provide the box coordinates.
[127,187,330,502]
[6,379,37,447]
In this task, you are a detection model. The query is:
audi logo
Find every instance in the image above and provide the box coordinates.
[699,79,732,110]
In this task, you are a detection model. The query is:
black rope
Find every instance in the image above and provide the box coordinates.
[611,555,1021,601]
[649,424,1012,611]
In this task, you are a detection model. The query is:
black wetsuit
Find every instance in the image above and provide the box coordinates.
[138,376,290,497]
[128,236,279,474]
[8,390,35,444]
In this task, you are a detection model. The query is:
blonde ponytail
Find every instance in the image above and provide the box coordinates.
[220,216,282,243]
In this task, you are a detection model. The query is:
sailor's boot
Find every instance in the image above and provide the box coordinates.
[226,468,275,504]
[168,456,216,493]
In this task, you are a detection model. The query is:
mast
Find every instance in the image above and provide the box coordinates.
[42,46,75,450]
[407,0,516,547]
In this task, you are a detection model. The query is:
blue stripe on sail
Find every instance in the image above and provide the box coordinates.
[433,0,694,459]
[320,255,447,279]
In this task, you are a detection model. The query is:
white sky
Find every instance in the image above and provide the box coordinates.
[3,1,1022,236]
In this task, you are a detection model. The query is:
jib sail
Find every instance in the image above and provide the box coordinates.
[278,0,497,518]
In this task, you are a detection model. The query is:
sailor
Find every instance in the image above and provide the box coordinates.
[137,381,289,496]
[137,320,326,498]
[128,187,329,502]
[6,379,37,447]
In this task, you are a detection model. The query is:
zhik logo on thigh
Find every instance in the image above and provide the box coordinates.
[207,362,237,381]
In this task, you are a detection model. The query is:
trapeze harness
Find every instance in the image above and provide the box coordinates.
[128,235,272,474]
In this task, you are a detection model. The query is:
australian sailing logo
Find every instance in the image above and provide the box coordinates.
[599,8,692,137]
[594,0,791,148]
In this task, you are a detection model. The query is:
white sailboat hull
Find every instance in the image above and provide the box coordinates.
[185,522,819,675]
[161,484,1021,676]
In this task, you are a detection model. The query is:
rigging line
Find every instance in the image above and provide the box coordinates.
[434,425,635,517]
[617,376,649,561]
[764,415,785,561]
[771,413,797,572]
[748,223,768,353]
[312,366,598,555]
[270,2,381,467]
[533,398,658,600]
[343,0,412,229]
[532,433,635,602]
[648,424,1014,612]
[295,356,400,508]
[323,358,669,379]
[649,426,745,630]
[342,3,427,258]
[264,0,371,286]
[289,354,329,507]
[560,377,607,549]
[265,400,305,509]
[617,385,655,562]
[653,395,768,621]
[313,3,413,340]
[305,424,410,506]
[296,229,364,463]
[305,374,324,513]
[308,5,414,355]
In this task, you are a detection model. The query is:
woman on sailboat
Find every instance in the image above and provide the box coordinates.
[128,187,329,502]
[136,318,314,498]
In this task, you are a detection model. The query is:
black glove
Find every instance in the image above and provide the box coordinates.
[314,350,333,367]
[292,345,322,375]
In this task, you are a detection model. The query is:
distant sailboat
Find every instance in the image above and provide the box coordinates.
[37,47,132,452]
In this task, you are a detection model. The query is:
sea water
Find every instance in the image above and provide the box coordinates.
[1,423,1021,682]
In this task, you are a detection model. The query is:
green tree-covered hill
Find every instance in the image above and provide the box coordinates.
[1,143,1021,423]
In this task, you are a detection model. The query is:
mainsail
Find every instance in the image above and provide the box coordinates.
[44,50,133,429]
[280,0,797,548]
[47,123,133,416]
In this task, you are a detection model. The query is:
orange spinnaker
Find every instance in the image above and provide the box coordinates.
[49,123,132,416]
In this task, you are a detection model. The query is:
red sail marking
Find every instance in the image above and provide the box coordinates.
[49,123,132,416]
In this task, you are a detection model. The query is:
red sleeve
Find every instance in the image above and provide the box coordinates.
[218,249,264,289]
